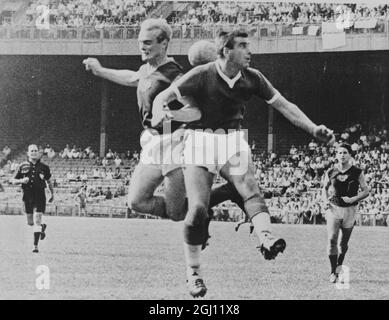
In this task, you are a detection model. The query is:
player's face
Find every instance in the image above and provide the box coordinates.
[138,29,167,63]
[228,37,251,69]
[27,145,39,161]
[336,147,351,164]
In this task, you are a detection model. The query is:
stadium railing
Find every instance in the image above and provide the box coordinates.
[0,200,387,226]
[0,201,159,219]
[0,20,387,41]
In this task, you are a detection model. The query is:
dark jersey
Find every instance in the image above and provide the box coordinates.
[173,61,280,130]
[137,59,185,134]
[325,165,362,207]
[14,160,51,191]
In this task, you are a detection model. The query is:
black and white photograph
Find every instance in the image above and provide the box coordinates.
[0,0,388,304]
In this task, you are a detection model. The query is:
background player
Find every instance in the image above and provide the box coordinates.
[152,30,335,297]
[10,144,54,253]
[323,143,369,283]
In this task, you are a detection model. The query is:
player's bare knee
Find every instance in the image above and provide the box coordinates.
[34,212,43,225]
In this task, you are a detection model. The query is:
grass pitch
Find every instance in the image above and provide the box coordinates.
[0,215,388,300]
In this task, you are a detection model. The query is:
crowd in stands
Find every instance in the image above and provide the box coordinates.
[22,0,155,27]
[0,1,385,29]
[244,122,389,225]
[170,2,389,27]
[1,121,389,225]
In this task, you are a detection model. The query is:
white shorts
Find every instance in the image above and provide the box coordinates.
[326,205,357,229]
[182,129,250,175]
[139,129,185,176]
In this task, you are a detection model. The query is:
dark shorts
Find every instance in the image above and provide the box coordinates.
[23,194,46,214]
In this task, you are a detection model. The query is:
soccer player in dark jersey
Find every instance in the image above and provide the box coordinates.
[323,144,369,283]
[152,30,335,297]
[10,144,54,253]
[83,19,202,222]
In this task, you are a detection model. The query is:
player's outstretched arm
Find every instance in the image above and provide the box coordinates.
[82,58,139,87]
[270,96,335,144]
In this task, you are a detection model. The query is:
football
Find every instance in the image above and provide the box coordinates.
[188,40,217,67]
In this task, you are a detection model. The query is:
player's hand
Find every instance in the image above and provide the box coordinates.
[83,58,102,75]
[323,200,333,210]
[151,104,174,127]
[20,177,29,184]
[313,125,335,145]
[341,196,354,204]
[48,194,54,203]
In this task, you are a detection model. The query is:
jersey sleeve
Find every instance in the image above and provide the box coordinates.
[171,66,203,100]
[253,70,281,104]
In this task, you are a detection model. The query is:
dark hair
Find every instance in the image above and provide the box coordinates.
[216,30,249,57]
[338,143,353,156]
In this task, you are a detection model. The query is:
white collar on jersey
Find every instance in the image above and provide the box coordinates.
[215,61,242,89]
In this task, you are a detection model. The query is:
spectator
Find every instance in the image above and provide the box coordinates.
[106,168,114,180]
[114,155,122,167]
[80,170,88,182]
[2,145,11,157]
[92,168,100,179]
[106,149,114,159]
[113,167,122,179]
[47,147,56,159]
[105,187,113,200]
[102,157,109,167]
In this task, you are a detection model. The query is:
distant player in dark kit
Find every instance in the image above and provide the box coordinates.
[323,143,369,283]
[153,30,335,297]
[11,144,54,253]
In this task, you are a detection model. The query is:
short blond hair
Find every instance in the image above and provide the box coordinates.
[140,18,172,43]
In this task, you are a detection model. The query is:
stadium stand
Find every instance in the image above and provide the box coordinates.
[0,1,387,39]
[0,1,388,227]
[1,120,388,226]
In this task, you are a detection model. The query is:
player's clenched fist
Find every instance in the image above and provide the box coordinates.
[313,124,335,145]
[83,58,102,75]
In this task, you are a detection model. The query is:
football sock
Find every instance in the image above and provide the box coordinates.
[337,253,346,266]
[184,243,201,277]
[329,255,338,273]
